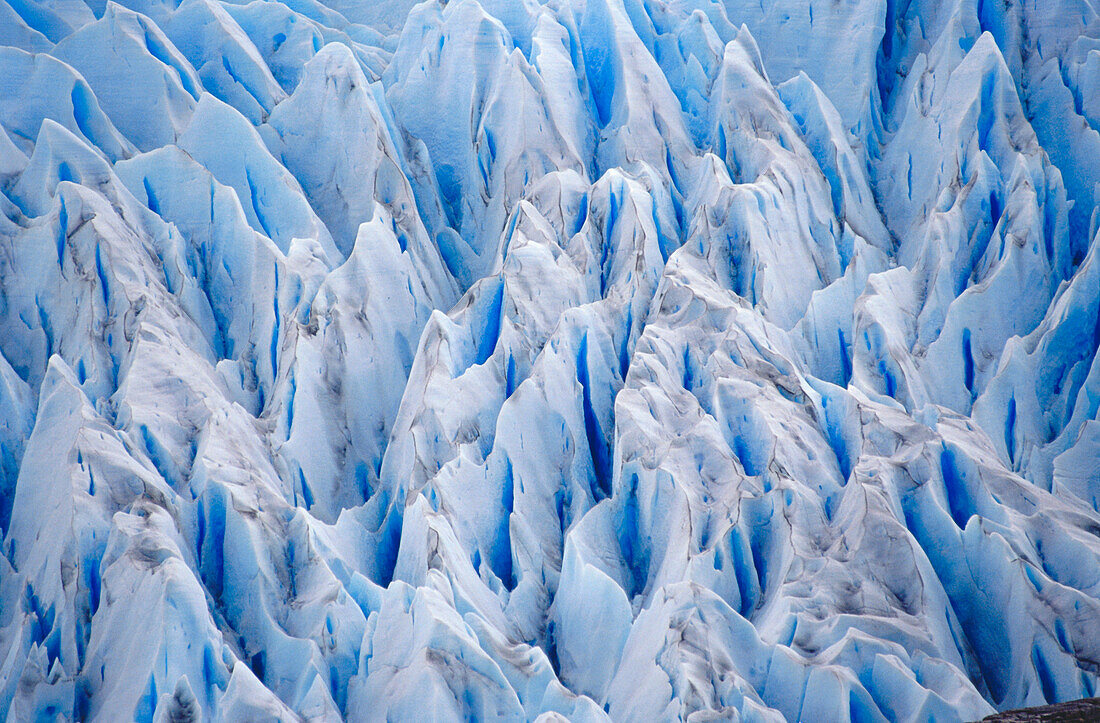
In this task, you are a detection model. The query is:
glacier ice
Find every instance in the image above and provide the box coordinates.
[1,0,1100,720]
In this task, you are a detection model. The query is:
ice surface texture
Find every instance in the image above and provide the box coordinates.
[1,0,1099,720]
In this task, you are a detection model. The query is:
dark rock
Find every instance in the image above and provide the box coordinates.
[979,698,1100,722]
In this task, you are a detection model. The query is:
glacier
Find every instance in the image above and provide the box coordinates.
[1,0,1099,720]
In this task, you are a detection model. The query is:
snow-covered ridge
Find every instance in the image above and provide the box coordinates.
[1,0,1099,720]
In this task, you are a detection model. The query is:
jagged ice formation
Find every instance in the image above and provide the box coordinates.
[1,0,1100,720]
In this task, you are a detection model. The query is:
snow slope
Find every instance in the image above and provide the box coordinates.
[1,0,1099,720]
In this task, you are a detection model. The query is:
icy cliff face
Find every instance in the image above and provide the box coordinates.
[1,0,1099,720]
